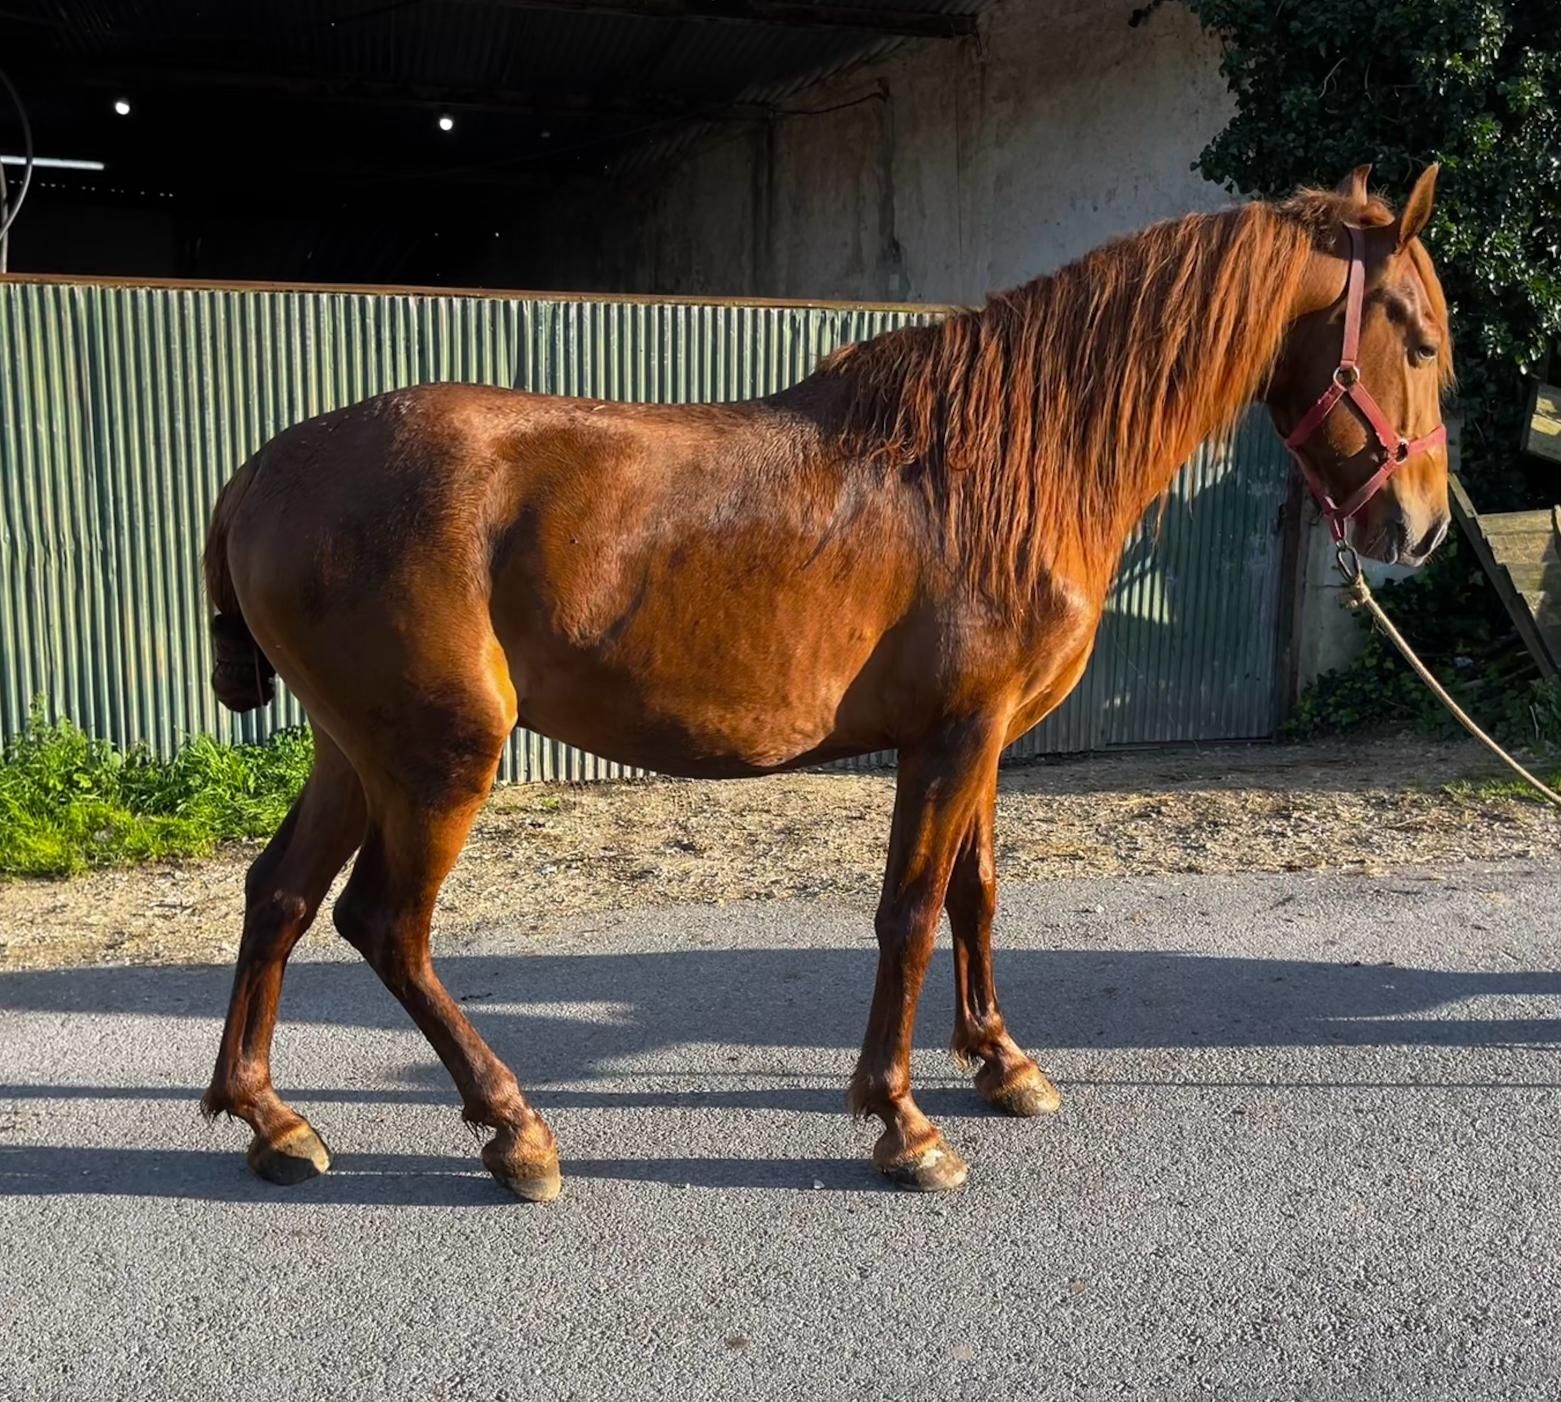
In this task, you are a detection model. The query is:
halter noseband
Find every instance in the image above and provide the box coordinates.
[1283,224,1447,543]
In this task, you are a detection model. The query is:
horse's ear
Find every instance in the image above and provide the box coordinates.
[1395,163,1439,248]
[1335,164,1372,205]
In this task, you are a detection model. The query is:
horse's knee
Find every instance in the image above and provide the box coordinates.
[243,839,294,907]
[874,888,941,952]
[239,880,311,959]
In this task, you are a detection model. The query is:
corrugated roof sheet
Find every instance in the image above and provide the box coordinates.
[8,1,983,102]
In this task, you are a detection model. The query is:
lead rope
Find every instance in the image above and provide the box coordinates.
[1333,544,1561,808]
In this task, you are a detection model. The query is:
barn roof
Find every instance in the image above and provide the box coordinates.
[1,1,982,209]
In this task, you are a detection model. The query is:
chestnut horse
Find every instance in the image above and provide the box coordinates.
[201,166,1452,1199]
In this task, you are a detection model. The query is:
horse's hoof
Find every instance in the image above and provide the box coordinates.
[246,1122,332,1185]
[875,1137,969,1193]
[979,1062,1062,1118]
[482,1138,563,1203]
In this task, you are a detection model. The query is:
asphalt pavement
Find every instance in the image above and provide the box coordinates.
[2,861,1559,1400]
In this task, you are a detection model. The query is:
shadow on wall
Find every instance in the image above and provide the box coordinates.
[1035,426,1292,752]
[1,941,1557,1203]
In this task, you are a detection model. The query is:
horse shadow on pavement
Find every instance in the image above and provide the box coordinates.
[1,928,1558,1205]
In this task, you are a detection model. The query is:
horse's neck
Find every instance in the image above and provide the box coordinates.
[1126,393,1272,523]
[1074,240,1327,553]
[1042,269,1318,596]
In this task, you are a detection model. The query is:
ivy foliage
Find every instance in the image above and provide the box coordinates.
[1282,535,1561,748]
[1171,0,1560,507]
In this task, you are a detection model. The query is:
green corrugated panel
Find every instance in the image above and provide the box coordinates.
[0,279,1287,782]
[1010,407,1292,756]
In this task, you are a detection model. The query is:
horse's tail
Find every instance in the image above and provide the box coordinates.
[204,455,277,712]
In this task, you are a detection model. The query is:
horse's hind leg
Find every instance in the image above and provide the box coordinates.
[334,715,561,1203]
[203,727,365,1183]
[946,776,1060,1117]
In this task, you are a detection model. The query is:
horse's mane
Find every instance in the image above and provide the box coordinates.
[814,187,1404,613]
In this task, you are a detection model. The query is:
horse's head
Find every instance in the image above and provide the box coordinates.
[1268,164,1453,567]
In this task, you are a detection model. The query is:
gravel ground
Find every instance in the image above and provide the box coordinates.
[1,736,1557,972]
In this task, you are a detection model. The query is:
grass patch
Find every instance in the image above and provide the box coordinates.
[0,707,312,878]
[1444,762,1561,806]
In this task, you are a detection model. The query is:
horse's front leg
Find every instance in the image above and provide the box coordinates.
[847,722,1003,1192]
[947,774,1061,1117]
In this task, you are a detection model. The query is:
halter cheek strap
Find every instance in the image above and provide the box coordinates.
[1283,225,1447,543]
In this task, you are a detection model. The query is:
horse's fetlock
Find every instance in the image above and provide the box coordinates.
[847,1059,906,1120]
[201,1074,260,1123]
[952,1011,1007,1063]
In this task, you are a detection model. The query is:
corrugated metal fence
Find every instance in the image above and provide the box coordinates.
[0,276,1292,781]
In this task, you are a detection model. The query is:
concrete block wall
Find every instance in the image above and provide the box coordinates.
[518,0,1236,304]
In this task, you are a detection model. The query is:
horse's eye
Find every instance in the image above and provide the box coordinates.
[1412,343,1439,366]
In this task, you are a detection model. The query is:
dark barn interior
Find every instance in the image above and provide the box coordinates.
[0,0,976,288]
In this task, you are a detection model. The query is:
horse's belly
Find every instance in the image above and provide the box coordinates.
[488,489,915,775]
[508,648,881,779]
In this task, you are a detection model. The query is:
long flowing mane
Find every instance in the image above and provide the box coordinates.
[814,191,1378,613]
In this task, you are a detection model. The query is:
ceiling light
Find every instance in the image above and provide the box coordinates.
[113,99,131,116]
[1,154,107,171]
[438,114,454,132]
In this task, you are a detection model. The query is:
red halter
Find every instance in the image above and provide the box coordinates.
[1283,225,1447,543]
